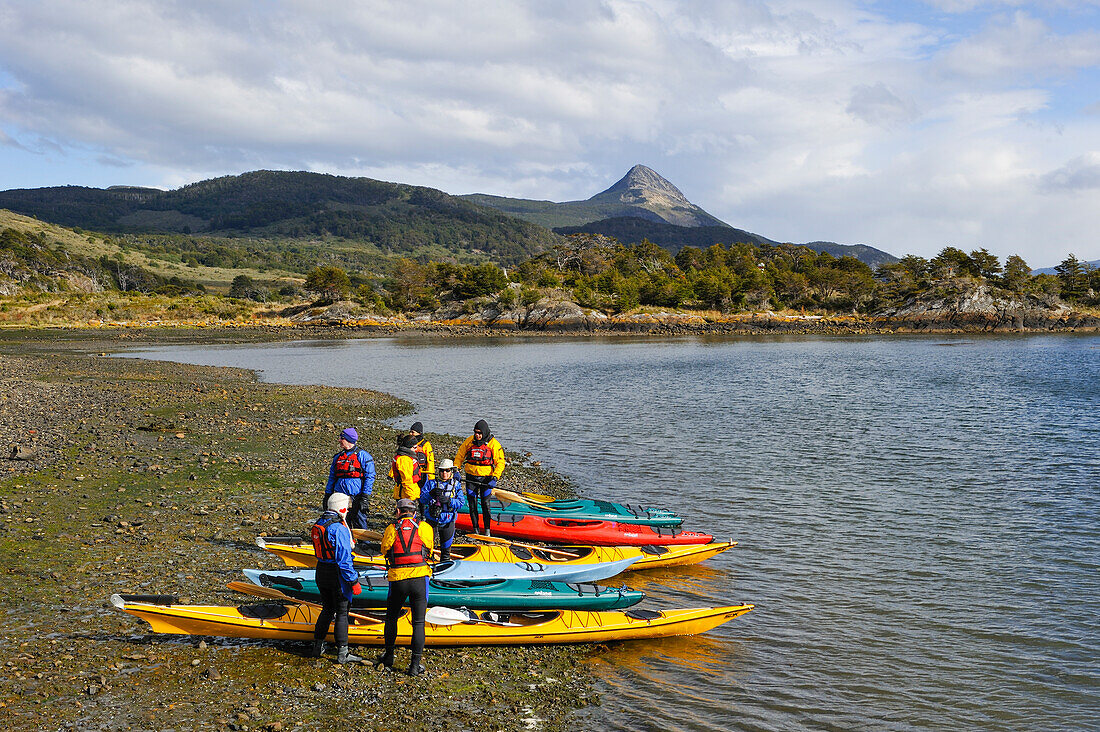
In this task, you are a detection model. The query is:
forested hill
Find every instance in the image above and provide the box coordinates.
[0,170,562,265]
[556,217,899,269]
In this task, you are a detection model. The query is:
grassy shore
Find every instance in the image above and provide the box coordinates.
[0,330,592,732]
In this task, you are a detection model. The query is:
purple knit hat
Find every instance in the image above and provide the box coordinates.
[341,427,358,443]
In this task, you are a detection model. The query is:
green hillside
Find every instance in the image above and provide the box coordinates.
[460,192,670,229]
[0,171,562,266]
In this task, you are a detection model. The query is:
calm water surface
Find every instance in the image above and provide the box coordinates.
[128,335,1100,731]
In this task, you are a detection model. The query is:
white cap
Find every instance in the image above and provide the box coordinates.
[327,493,351,514]
[437,458,455,471]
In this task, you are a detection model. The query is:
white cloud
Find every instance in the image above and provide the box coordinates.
[0,0,1097,266]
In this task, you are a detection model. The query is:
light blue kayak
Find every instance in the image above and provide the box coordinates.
[244,554,639,589]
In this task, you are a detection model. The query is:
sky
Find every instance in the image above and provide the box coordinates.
[1,1,1098,267]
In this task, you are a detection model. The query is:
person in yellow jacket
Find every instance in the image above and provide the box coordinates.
[389,434,422,502]
[408,422,435,491]
[454,419,505,536]
[375,498,434,676]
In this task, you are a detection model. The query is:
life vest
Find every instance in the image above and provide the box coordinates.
[334,451,363,480]
[428,481,458,521]
[465,441,495,467]
[392,453,421,485]
[311,512,344,563]
[413,443,428,472]
[386,518,428,568]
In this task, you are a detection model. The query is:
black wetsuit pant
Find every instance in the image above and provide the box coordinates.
[428,519,456,560]
[383,575,429,659]
[313,561,350,647]
[465,475,494,534]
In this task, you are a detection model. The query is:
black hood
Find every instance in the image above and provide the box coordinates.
[473,419,491,445]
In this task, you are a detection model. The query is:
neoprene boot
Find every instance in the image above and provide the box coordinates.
[407,655,425,677]
[337,646,362,664]
[309,639,325,658]
[374,650,394,670]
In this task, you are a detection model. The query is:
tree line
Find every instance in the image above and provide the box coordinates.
[292,235,1099,314]
[3,225,1097,314]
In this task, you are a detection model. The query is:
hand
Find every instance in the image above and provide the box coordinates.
[487,478,497,489]
[351,581,362,596]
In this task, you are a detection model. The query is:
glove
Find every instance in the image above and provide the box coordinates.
[487,478,497,489]
[351,581,362,596]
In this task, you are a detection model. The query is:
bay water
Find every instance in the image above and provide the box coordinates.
[127,334,1100,730]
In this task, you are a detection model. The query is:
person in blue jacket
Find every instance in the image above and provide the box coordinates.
[418,458,466,561]
[325,427,375,530]
[309,492,364,664]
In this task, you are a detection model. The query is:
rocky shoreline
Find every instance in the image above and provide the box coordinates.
[0,333,593,732]
[13,308,1098,336]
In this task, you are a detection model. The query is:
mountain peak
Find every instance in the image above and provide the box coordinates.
[582,164,725,227]
[591,164,690,206]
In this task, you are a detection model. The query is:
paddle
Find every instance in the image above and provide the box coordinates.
[425,606,520,627]
[493,488,559,511]
[517,490,557,503]
[466,532,578,560]
[226,581,378,623]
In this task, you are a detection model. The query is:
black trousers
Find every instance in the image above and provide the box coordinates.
[428,519,456,560]
[383,575,429,658]
[349,493,370,530]
[465,475,493,533]
[313,562,350,647]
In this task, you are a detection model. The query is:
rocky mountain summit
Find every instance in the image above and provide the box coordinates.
[584,165,727,227]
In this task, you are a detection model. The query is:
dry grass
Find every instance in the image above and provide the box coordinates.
[0,208,300,291]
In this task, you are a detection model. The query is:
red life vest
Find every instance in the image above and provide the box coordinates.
[466,441,494,467]
[386,518,427,568]
[311,512,344,562]
[334,451,363,480]
[391,454,421,485]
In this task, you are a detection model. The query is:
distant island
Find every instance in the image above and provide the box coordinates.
[0,167,1097,333]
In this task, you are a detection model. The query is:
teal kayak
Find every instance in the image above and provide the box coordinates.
[242,568,645,611]
[488,495,682,527]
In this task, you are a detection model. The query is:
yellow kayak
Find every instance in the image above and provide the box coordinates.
[111,594,753,646]
[256,536,736,571]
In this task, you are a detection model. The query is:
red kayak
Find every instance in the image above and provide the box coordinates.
[455,511,714,546]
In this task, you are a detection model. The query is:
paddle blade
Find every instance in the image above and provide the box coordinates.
[424,607,468,625]
[493,488,559,511]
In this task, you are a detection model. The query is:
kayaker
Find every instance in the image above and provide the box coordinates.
[376,498,434,676]
[419,458,465,561]
[389,433,423,502]
[408,422,435,491]
[325,427,376,530]
[454,419,505,536]
[309,492,363,664]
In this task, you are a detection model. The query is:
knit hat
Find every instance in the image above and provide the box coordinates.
[327,493,351,514]
[400,434,419,449]
[341,427,358,443]
[409,422,424,435]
